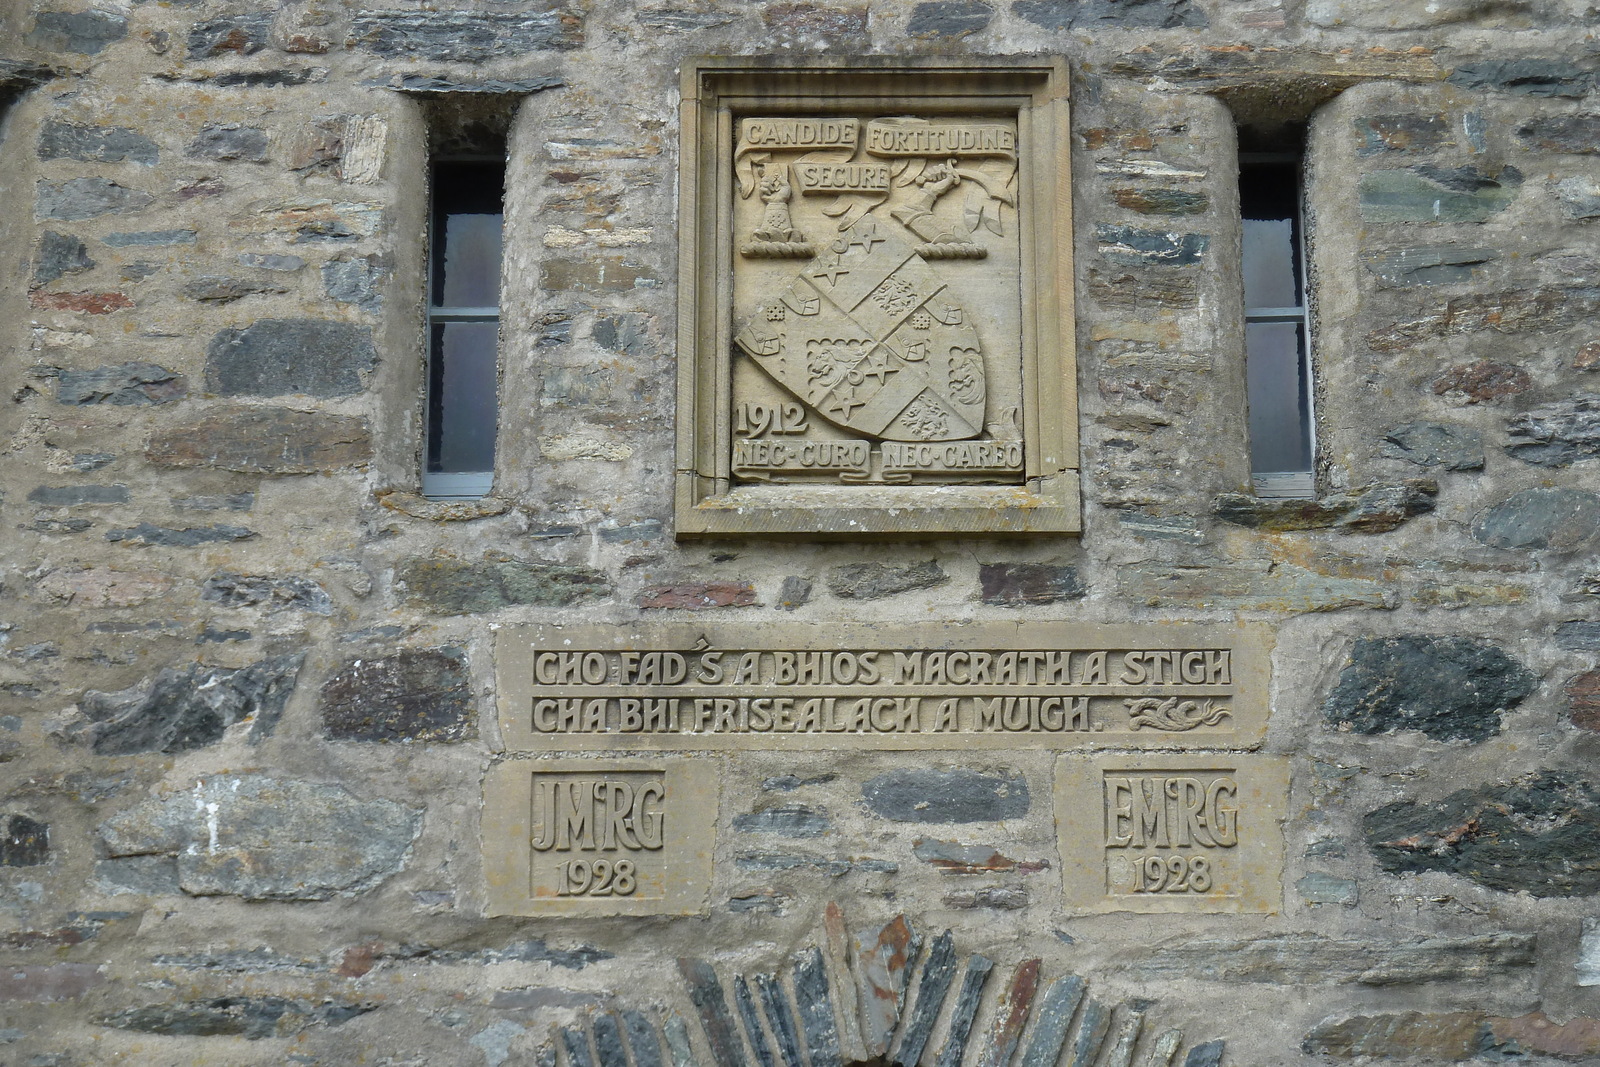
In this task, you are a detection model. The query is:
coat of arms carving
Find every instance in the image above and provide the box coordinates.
[730,116,1025,485]
[677,59,1078,538]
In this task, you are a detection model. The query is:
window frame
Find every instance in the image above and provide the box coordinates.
[1240,148,1317,500]
[422,153,505,501]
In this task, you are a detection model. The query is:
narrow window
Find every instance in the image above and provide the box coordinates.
[424,158,504,499]
[1240,139,1315,498]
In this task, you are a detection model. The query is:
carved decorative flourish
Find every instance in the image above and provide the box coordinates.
[1125,697,1232,732]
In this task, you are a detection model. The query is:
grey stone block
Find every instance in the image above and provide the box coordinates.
[319,647,473,743]
[36,178,153,221]
[863,769,1029,822]
[1322,634,1537,743]
[28,9,128,54]
[205,318,377,398]
[98,774,420,900]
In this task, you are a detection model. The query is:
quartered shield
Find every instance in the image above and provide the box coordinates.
[734,217,986,441]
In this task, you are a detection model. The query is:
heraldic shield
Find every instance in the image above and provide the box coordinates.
[733,217,986,442]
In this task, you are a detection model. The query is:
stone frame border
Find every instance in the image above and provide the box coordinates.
[675,56,1079,539]
[1056,752,1291,914]
[482,757,718,917]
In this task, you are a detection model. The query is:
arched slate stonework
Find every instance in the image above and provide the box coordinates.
[533,906,1225,1066]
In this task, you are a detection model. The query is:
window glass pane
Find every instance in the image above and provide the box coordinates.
[427,322,499,473]
[430,162,504,307]
[1246,321,1312,473]
[1242,218,1297,310]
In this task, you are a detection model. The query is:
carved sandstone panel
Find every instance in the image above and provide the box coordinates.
[1056,754,1290,914]
[482,758,716,916]
[677,59,1077,537]
[496,622,1271,751]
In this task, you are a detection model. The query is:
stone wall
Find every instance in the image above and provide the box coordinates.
[4,0,1600,1063]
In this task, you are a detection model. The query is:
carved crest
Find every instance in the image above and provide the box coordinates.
[734,217,986,441]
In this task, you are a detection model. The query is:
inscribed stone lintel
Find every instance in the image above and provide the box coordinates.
[676,57,1079,538]
[1056,753,1291,914]
[495,621,1272,752]
[483,758,717,917]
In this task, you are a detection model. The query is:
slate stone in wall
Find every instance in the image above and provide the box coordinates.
[1372,288,1600,352]
[907,1,993,36]
[827,560,947,600]
[1213,482,1436,533]
[205,319,376,398]
[350,10,583,61]
[763,4,868,43]
[187,123,269,162]
[322,255,386,313]
[732,806,831,837]
[1382,422,1484,470]
[106,522,255,547]
[187,12,274,57]
[1360,246,1498,286]
[1472,487,1600,550]
[104,229,196,247]
[1353,114,1452,156]
[36,177,153,221]
[1322,635,1537,743]
[95,855,181,895]
[1109,187,1208,215]
[635,9,739,30]
[1130,933,1534,984]
[147,406,372,473]
[1505,395,1600,466]
[397,557,610,614]
[1366,771,1600,896]
[777,576,812,611]
[1014,0,1204,29]
[1,814,49,866]
[183,276,289,303]
[28,484,128,506]
[77,653,304,755]
[202,572,332,614]
[35,231,94,285]
[1096,225,1208,266]
[97,997,376,1039]
[1517,114,1600,153]
[320,647,473,743]
[39,121,158,164]
[863,769,1029,823]
[28,9,128,54]
[1448,59,1594,97]
[1555,621,1600,652]
[98,774,421,900]
[1556,177,1600,219]
[593,311,651,355]
[979,563,1084,605]
[1359,165,1521,223]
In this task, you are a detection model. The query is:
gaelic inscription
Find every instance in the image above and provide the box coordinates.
[1056,754,1290,914]
[482,759,715,917]
[496,623,1271,752]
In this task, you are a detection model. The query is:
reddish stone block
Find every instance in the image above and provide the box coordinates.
[1567,670,1600,730]
[1432,359,1531,403]
[29,290,133,313]
[637,582,757,610]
